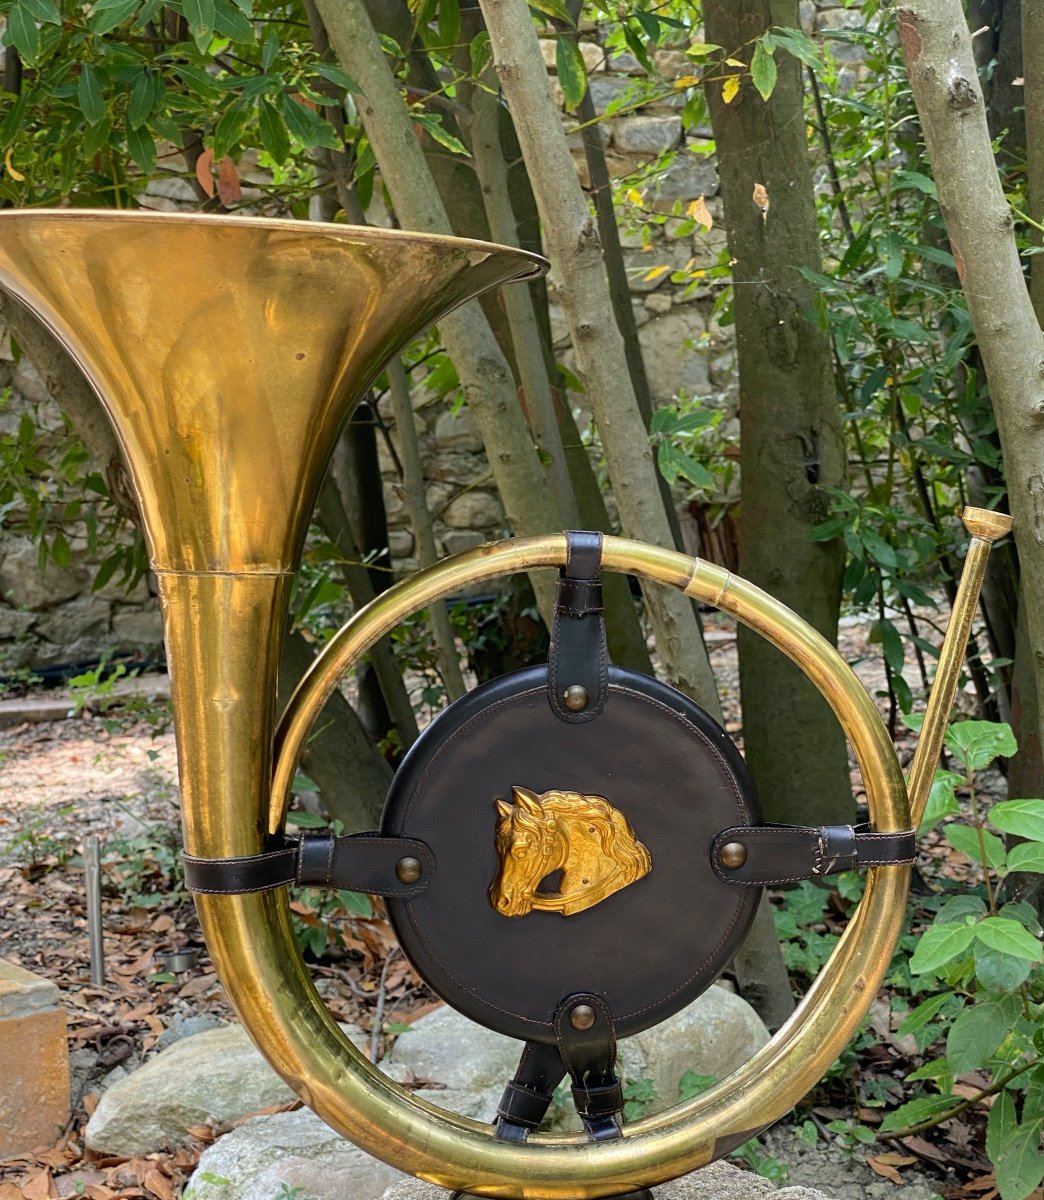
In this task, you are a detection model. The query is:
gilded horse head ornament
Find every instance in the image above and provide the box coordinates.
[490,785,652,918]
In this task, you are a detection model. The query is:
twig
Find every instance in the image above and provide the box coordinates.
[878,1059,1037,1140]
[369,948,399,1063]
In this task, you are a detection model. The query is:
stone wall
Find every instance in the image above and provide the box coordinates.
[0,4,867,673]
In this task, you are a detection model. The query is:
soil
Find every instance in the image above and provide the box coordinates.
[0,614,1006,1199]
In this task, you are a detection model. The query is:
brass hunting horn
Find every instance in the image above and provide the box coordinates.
[0,210,1011,1200]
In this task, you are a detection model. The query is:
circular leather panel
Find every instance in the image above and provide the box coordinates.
[382,666,761,1044]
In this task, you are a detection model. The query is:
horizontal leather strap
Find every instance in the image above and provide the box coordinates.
[182,832,433,898]
[711,823,915,887]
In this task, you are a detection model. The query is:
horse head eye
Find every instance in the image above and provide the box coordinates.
[512,844,530,859]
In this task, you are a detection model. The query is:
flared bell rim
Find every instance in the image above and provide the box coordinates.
[0,207,550,283]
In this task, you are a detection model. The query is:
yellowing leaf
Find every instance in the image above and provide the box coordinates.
[690,193,714,230]
[673,74,700,89]
[4,148,24,182]
[722,75,740,104]
[725,57,745,67]
[643,264,670,282]
[626,188,644,206]
[688,42,721,56]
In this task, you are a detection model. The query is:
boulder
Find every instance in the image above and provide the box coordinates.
[185,1108,408,1200]
[0,537,89,612]
[85,1023,366,1157]
[612,116,683,155]
[381,1161,839,1200]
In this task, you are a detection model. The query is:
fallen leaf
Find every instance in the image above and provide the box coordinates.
[4,148,25,182]
[195,148,216,198]
[867,1156,904,1184]
[217,157,241,206]
[690,194,714,231]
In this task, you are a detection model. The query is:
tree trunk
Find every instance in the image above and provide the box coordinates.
[898,0,1044,785]
[315,0,561,625]
[704,0,853,825]
[386,357,467,702]
[476,0,721,713]
[1025,0,1044,318]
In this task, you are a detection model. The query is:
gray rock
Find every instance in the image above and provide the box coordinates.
[381,1004,520,1122]
[0,605,36,640]
[440,530,488,556]
[154,1013,226,1052]
[85,1023,365,1156]
[442,491,503,531]
[587,75,633,114]
[650,158,721,211]
[381,1161,838,1200]
[185,1108,408,1200]
[388,529,414,559]
[654,49,690,80]
[0,537,89,612]
[35,595,111,647]
[639,308,713,402]
[430,451,491,486]
[111,607,164,649]
[613,116,682,155]
[434,408,483,453]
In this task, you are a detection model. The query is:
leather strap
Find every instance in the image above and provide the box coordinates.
[553,993,624,1140]
[711,823,915,887]
[494,1040,566,1143]
[182,832,434,898]
[548,530,608,724]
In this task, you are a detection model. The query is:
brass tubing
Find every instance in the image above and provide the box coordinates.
[256,535,910,1198]
[906,507,1013,828]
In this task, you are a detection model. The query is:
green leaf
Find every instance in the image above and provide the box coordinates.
[257,98,290,164]
[183,0,216,52]
[337,889,373,917]
[768,25,821,68]
[1006,842,1044,873]
[995,1113,1044,1200]
[411,111,468,156]
[945,992,1021,1073]
[314,62,361,93]
[469,30,493,76]
[974,941,1032,991]
[945,720,1018,772]
[678,1070,717,1101]
[750,39,777,102]
[937,895,988,924]
[910,922,977,974]
[991,798,1044,843]
[213,96,251,159]
[894,169,937,196]
[213,0,255,43]
[881,230,904,282]
[529,0,573,22]
[127,70,157,129]
[438,0,460,48]
[920,769,962,833]
[19,0,59,23]
[89,0,140,33]
[82,113,113,158]
[556,36,588,111]
[875,617,905,677]
[896,992,952,1037]
[987,1089,1017,1165]
[838,219,874,275]
[944,822,1007,870]
[879,1093,960,1133]
[658,443,714,490]
[125,121,156,172]
[5,3,41,62]
[861,528,898,569]
[78,64,106,127]
[975,917,1043,963]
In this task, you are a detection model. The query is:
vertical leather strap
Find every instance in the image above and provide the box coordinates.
[493,1040,566,1143]
[548,530,609,723]
[553,993,624,1141]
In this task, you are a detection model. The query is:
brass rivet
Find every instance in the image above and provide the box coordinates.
[719,841,748,870]
[395,856,423,884]
[570,1004,596,1031]
[563,684,590,712]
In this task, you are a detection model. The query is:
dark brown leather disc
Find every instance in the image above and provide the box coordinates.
[382,665,760,1044]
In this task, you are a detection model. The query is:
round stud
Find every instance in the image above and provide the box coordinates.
[395,856,423,885]
[569,1004,596,1031]
[562,684,590,712]
[719,841,748,870]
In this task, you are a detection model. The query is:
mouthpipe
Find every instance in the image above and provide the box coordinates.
[906,506,1013,828]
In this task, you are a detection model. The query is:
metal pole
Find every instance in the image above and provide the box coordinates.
[84,834,105,987]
